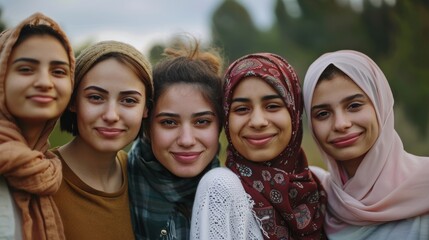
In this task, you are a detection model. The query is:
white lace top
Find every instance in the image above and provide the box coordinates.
[190,167,264,240]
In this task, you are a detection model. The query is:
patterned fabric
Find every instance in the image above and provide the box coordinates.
[128,138,220,240]
[0,12,75,240]
[303,50,429,237]
[223,53,327,240]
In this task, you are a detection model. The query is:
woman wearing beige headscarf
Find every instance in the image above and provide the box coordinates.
[52,40,153,239]
[0,12,75,239]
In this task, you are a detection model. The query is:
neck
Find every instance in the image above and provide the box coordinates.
[338,157,363,178]
[17,120,47,149]
[59,137,123,193]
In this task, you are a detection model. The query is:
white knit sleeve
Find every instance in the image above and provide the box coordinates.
[190,168,264,240]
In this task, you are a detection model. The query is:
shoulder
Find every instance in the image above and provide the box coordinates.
[117,150,128,165]
[197,167,246,198]
[309,165,329,182]
[199,167,242,186]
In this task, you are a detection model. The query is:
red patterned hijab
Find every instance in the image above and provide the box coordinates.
[224,53,326,239]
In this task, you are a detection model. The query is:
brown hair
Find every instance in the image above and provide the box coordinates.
[143,36,224,140]
[318,63,348,82]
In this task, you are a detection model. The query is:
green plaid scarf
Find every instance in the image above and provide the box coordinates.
[128,138,219,240]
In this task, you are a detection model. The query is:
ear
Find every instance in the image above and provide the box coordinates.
[142,107,148,118]
[69,101,77,113]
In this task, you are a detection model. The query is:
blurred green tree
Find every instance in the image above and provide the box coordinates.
[0,9,6,32]
[211,0,263,64]
[381,0,429,136]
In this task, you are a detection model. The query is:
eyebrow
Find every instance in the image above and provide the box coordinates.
[155,111,215,119]
[311,93,366,111]
[83,86,143,96]
[13,57,69,66]
[231,94,282,103]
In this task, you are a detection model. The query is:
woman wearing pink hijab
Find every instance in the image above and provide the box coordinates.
[303,50,429,239]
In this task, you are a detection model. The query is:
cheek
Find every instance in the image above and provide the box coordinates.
[228,115,242,137]
[125,108,145,130]
[57,79,73,98]
[311,121,327,143]
[201,127,220,149]
[199,128,220,163]
[150,126,174,151]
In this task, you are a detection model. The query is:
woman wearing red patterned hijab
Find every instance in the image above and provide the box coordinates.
[191,53,326,240]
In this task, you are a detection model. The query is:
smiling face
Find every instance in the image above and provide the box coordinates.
[73,58,147,153]
[310,74,379,177]
[150,83,220,178]
[228,77,292,162]
[5,35,72,126]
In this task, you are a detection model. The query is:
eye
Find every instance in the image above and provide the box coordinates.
[17,66,33,74]
[266,103,283,111]
[52,67,68,77]
[194,118,212,127]
[232,105,250,115]
[121,97,139,106]
[160,119,177,127]
[348,102,363,111]
[313,110,330,120]
[87,94,104,103]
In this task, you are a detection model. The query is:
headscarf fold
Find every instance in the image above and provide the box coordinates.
[0,12,75,239]
[303,50,429,234]
[224,53,326,240]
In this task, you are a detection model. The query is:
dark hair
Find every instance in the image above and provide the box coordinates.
[14,24,71,59]
[60,52,152,136]
[143,37,224,140]
[318,63,348,82]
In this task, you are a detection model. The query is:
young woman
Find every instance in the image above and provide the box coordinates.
[127,38,223,240]
[0,12,74,239]
[303,50,429,239]
[53,40,153,239]
[191,53,327,240]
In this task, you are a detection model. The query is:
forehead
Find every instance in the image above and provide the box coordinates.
[232,77,277,97]
[155,84,214,111]
[9,35,68,61]
[79,59,145,91]
[312,74,368,104]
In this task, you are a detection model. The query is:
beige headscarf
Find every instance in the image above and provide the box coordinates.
[303,50,429,234]
[74,40,152,88]
[0,12,75,239]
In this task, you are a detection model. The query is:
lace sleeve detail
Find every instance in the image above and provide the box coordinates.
[190,168,263,240]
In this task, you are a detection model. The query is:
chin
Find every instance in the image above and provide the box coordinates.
[173,169,201,178]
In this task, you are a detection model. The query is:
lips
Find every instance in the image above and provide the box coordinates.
[330,132,361,148]
[171,151,201,164]
[244,133,275,146]
[28,95,55,103]
[95,127,124,138]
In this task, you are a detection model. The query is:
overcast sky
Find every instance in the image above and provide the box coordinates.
[0,0,277,54]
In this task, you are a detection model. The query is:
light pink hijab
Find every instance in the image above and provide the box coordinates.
[303,50,429,233]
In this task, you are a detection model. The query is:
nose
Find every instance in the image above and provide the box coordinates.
[333,112,352,131]
[33,70,54,90]
[248,107,269,129]
[102,103,120,122]
[177,124,196,147]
